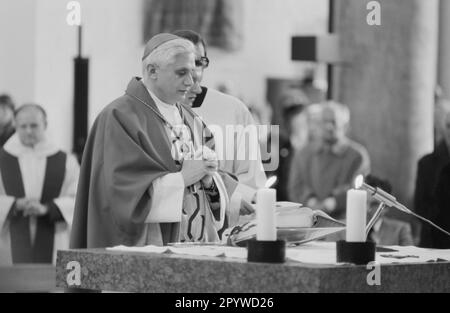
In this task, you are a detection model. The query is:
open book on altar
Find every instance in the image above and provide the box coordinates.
[221,202,346,246]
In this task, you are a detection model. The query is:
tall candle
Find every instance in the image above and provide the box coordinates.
[256,188,276,241]
[346,189,367,242]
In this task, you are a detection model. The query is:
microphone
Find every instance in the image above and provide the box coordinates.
[354,175,410,214]
[354,175,450,239]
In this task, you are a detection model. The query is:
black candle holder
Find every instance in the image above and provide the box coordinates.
[336,240,376,265]
[247,239,286,263]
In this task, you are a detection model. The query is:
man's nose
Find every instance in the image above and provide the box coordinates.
[190,81,202,94]
[184,73,194,87]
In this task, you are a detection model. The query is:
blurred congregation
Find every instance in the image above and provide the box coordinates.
[1,0,450,270]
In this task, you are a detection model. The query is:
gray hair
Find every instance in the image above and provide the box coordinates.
[142,38,195,76]
[320,101,350,126]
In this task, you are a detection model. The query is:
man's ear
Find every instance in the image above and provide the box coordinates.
[147,64,158,79]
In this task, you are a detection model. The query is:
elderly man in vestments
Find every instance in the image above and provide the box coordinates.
[70,34,236,249]
[173,30,267,227]
[0,104,79,265]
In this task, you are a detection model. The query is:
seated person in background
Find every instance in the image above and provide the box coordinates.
[430,107,450,249]
[365,175,414,246]
[0,104,79,265]
[414,100,450,247]
[288,101,370,220]
[0,94,16,147]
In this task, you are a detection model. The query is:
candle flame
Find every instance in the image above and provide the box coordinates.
[354,175,364,189]
[265,176,277,188]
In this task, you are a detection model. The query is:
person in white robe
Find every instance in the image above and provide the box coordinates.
[0,104,79,265]
[173,30,267,228]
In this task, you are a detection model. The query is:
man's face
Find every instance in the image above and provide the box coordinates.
[153,51,196,104]
[320,108,345,145]
[15,108,46,148]
[0,106,14,130]
[184,43,206,106]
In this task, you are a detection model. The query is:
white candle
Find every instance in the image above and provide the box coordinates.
[346,189,367,242]
[256,188,277,241]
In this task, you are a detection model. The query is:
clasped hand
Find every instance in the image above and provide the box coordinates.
[15,198,48,216]
[181,147,218,188]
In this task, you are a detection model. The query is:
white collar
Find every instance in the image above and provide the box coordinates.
[144,85,177,110]
[3,133,59,157]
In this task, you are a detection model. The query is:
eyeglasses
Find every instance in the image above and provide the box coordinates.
[195,56,209,68]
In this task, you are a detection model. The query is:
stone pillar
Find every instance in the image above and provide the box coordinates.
[438,0,450,99]
[333,0,438,209]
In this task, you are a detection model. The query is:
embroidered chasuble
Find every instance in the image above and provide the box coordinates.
[71,77,237,249]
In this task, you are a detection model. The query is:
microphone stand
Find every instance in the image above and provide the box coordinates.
[359,181,450,240]
[365,202,386,239]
